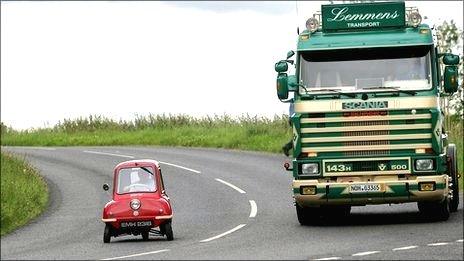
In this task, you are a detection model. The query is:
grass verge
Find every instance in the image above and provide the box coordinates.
[1,152,49,236]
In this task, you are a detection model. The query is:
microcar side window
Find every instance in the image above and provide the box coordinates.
[117,166,156,194]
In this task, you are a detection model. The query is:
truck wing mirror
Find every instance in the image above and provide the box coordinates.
[275,61,288,73]
[443,54,459,65]
[443,65,459,93]
[287,50,295,59]
[276,73,289,100]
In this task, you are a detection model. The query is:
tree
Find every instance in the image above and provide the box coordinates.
[436,20,464,119]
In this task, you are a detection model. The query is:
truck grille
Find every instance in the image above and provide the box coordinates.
[299,110,433,157]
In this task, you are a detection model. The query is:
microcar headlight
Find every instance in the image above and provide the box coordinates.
[305,17,319,33]
[415,159,433,171]
[301,163,319,175]
[130,199,141,210]
[408,12,422,27]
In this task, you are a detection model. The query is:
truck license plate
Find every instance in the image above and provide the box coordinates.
[350,183,383,193]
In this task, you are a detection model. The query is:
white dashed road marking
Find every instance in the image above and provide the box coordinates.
[352,251,380,256]
[313,257,341,260]
[427,242,450,246]
[249,200,257,218]
[159,161,201,174]
[456,239,463,243]
[200,224,246,243]
[392,246,418,251]
[101,249,169,260]
[215,178,246,194]
[83,150,134,158]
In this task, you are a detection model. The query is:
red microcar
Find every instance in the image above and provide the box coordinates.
[102,159,173,243]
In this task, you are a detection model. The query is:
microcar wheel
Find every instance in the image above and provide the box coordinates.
[448,144,459,212]
[163,221,174,241]
[142,231,149,241]
[103,224,111,243]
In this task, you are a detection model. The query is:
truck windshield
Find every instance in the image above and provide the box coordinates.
[299,45,432,95]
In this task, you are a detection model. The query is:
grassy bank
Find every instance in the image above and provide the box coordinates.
[0,114,291,153]
[1,152,49,236]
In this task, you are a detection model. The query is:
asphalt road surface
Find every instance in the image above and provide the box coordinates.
[1,146,463,260]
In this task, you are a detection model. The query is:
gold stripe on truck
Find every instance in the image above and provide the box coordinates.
[301,124,431,133]
[302,134,432,143]
[302,143,432,153]
[300,114,431,123]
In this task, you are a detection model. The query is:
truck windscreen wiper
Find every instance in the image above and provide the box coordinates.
[307,88,356,98]
[362,86,416,96]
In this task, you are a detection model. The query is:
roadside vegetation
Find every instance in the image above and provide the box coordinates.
[0,152,49,236]
[0,114,290,153]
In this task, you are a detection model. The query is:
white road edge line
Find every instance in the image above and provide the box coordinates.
[159,161,201,174]
[82,151,200,173]
[456,239,463,243]
[427,242,450,246]
[249,200,257,218]
[101,249,169,260]
[83,150,134,159]
[392,246,418,251]
[352,251,380,256]
[215,178,246,194]
[200,224,246,243]
[313,257,341,260]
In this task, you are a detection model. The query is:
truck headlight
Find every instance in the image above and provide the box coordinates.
[130,199,141,210]
[301,163,319,175]
[415,159,433,171]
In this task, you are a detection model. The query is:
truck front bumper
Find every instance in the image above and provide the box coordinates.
[293,175,449,207]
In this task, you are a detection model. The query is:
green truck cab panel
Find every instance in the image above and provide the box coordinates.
[298,25,432,51]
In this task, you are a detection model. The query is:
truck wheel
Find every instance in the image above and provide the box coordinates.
[142,231,149,241]
[418,198,450,221]
[162,221,174,241]
[296,204,320,225]
[103,224,112,243]
[322,205,351,219]
[448,144,459,212]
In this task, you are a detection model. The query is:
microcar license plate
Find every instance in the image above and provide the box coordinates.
[120,220,152,228]
[349,183,384,193]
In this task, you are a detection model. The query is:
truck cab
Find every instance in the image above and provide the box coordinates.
[274,1,460,224]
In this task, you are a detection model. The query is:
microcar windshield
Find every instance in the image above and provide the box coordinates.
[116,166,156,194]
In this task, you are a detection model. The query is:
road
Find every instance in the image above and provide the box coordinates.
[1,146,463,260]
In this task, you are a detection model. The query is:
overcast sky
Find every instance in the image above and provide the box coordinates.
[1,1,463,130]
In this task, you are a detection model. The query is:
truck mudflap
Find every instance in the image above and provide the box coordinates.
[293,175,449,207]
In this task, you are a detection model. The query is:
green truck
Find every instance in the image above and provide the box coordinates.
[274,1,461,224]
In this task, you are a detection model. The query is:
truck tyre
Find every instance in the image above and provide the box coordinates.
[162,221,174,241]
[321,205,351,220]
[447,144,459,212]
[103,224,112,243]
[296,204,320,225]
[142,231,149,241]
[418,198,450,221]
